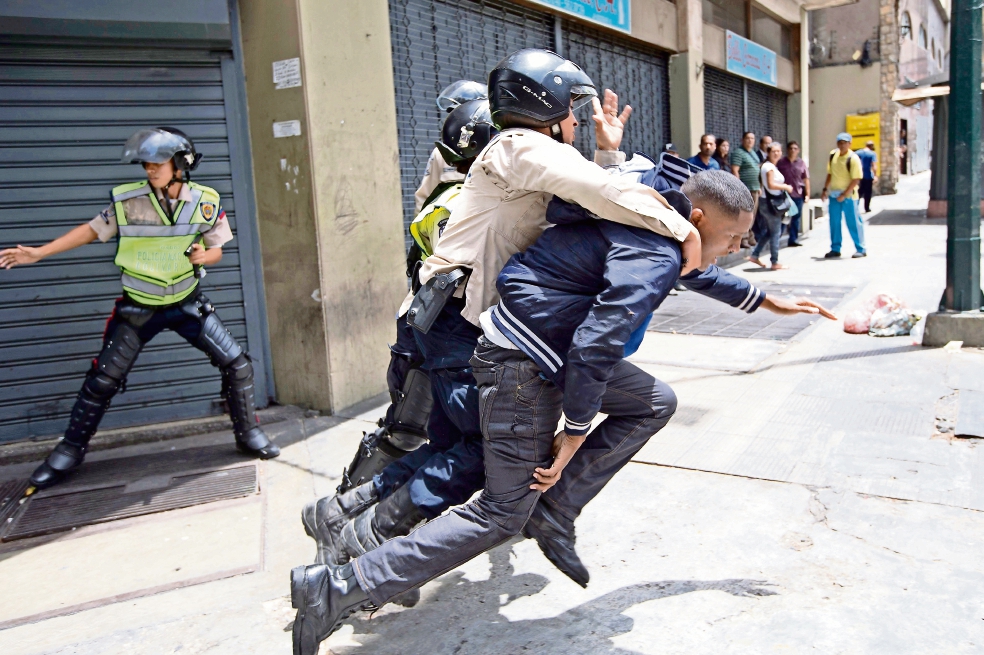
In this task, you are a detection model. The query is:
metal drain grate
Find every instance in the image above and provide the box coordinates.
[649,283,854,340]
[0,479,30,529]
[2,465,256,541]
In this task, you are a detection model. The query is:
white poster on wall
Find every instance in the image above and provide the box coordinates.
[272,58,302,90]
[273,120,302,138]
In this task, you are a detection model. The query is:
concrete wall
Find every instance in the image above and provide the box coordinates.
[809,0,881,66]
[670,0,704,155]
[631,0,678,51]
[239,0,331,409]
[296,0,407,411]
[808,63,882,190]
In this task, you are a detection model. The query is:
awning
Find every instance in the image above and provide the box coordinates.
[893,83,984,106]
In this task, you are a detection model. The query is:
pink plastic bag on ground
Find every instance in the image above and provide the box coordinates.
[843,293,900,334]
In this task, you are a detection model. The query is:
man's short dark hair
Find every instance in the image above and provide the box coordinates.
[681,170,754,218]
[742,131,754,140]
[787,140,799,148]
[700,133,715,143]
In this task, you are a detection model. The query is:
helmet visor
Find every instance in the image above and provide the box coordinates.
[121,128,188,164]
[570,84,598,112]
[436,80,489,112]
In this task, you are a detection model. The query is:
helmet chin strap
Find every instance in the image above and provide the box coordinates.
[550,122,565,144]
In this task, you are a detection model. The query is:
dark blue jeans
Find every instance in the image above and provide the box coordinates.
[373,302,485,519]
[786,196,804,245]
[353,341,677,605]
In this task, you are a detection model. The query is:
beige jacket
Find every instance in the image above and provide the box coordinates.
[403,128,697,327]
[414,147,466,213]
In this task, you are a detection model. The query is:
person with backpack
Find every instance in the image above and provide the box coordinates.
[822,133,866,258]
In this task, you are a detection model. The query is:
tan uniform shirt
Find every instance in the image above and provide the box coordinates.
[88,184,234,247]
[414,147,466,213]
[402,128,697,326]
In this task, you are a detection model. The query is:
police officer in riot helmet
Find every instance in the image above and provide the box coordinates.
[0,127,279,491]
[301,100,497,578]
[413,80,488,212]
[288,49,700,655]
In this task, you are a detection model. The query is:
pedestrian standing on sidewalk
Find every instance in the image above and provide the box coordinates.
[688,133,721,171]
[750,142,793,270]
[822,133,866,259]
[713,138,730,171]
[776,140,809,247]
[756,135,773,164]
[730,131,760,248]
[856,140,878,213]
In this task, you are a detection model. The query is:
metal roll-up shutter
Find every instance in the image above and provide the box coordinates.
[388,0,553,243]
[703,67,745,147]
[0,44,267,442]
[747,80,788,147]
[563,22,671,159]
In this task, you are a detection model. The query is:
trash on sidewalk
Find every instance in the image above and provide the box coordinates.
[843,293,923,337]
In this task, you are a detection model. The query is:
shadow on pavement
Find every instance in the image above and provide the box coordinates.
[333,542,777,655]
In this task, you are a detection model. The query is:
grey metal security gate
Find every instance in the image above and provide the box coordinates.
[387,0,554,242]
[562,20,671,159]
[0,43,269,442]
[387,0,672,240]
[704,67,745,146]
[747,80,787,147]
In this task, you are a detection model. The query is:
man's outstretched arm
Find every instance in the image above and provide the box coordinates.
[0,223,99,269]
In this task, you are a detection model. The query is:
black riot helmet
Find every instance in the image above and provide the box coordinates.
[435,80,488,113]
[121,127,202,173]
[488,48,597,138]
[435,99,496,165]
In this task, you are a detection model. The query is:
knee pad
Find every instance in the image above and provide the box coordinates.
[96,321,143,381]
[388,367,432,434]
[84,370,121,399]
[197,312,243,367]
[222,352,253,383]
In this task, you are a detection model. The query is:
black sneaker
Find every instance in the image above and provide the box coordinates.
[824,251,841,259]
[852,252,867,258]
[787,242,803,247]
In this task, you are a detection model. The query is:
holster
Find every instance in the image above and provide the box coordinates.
[406,269,466,335]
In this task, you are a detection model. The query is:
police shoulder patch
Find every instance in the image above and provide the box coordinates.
[200,202,216,220]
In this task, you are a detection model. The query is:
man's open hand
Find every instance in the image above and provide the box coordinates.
[531,431,587,493]
[761,295,838,320]
[591,89,632,151]
[0,245,43,269]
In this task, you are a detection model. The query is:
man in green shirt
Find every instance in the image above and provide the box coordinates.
[730,131,760,247]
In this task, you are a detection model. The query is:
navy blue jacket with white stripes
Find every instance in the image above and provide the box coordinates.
[488,192,765,437]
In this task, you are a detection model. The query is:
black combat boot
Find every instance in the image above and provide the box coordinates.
[223,354,279,459]
[290,562,371,655]
[29,441,86,489]
[336,483,425,608]
[523,501,590,588]
[301,481,378,565]
[335,483,424,562]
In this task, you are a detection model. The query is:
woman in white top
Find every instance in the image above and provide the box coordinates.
[750,142,794,270]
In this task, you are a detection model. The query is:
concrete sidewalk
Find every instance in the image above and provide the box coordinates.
[1,172,982,654]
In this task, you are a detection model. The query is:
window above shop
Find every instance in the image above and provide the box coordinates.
[919,24,927,49]
[751,7,791,59]
[900,11,912,40]
[703,0,747,37]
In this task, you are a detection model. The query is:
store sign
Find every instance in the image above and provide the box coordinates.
[528,0,631,34]
[726,31,777,87]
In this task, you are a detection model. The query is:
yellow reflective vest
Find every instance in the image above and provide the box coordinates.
[409,183,463,259]
[111,180,220,306]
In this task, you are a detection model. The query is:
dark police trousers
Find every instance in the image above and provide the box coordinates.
[352,339,677,605]
[372,301,485,519]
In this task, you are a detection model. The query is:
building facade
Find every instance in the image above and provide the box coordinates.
[808,0,950,193]
[0,0,821,444]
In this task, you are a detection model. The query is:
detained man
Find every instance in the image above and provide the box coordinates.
[288,169,836,653]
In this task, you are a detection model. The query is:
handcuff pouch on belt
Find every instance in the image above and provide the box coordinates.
[406,268,466,334]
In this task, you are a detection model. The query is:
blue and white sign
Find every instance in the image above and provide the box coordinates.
[529,0,631,34]
[726,31,777,87]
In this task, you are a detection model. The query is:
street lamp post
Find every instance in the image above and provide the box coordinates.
[942,0,983,311]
